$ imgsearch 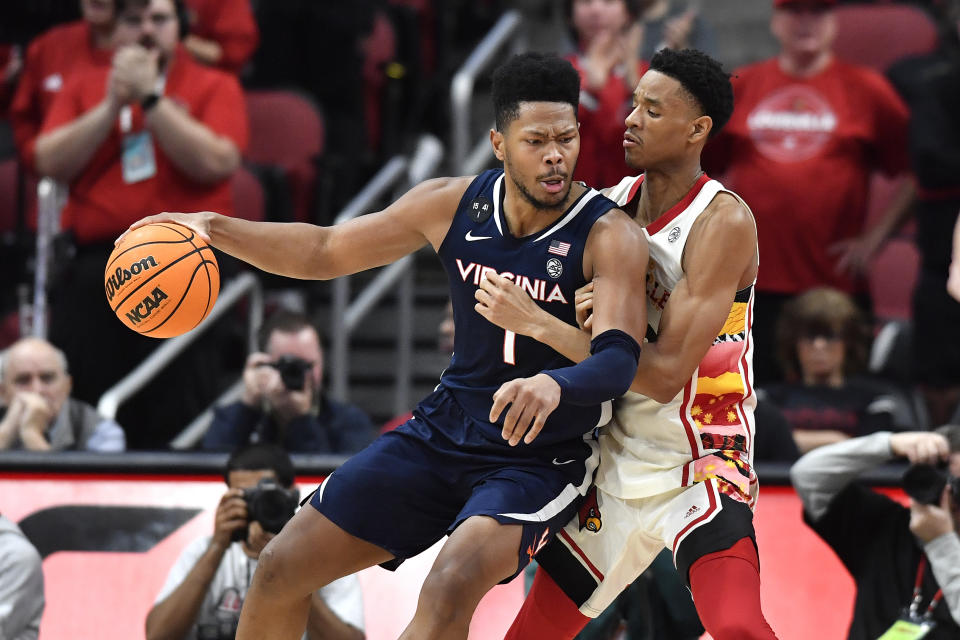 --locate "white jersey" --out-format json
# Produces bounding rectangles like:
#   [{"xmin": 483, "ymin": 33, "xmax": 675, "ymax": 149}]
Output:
[
  {"xmin": 156, "ymin": 536, "xmax": 365, "ymax": 639},
  {"xmin": 597, "ymin": 174, "xmax": 758, "ymax": 505}
]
